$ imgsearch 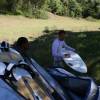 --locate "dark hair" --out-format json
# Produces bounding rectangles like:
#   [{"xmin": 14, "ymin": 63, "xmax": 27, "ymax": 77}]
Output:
[
  {"xmin": 16, "ymin": 37, "xmax": 28, "ymax": 47},
  {"xmin": 58, "ymin": 30, "xmax": 66, "ymax": 35}
]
